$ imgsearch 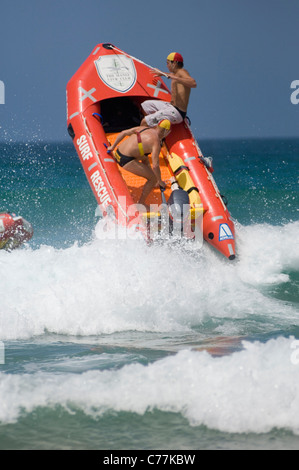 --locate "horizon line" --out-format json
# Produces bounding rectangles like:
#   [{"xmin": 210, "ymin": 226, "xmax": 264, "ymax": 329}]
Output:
[{"xmin": 0, "ymin": 135, "xmax": 299, "ymax": 145}]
